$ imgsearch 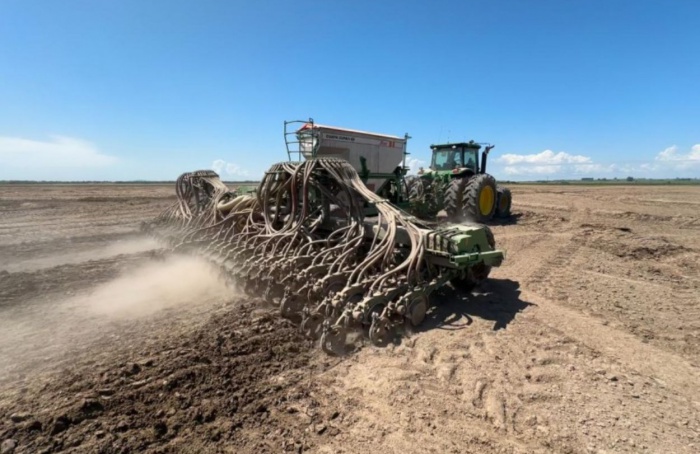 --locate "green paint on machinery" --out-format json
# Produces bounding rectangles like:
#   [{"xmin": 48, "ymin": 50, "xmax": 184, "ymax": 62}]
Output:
[
  {"xmin": 143, "ymin": 120, "xmax": 506, "ymax": 355},
  {"xmin": 407, "ymin": 141, "xmax": 513, "ymax": 222}
]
